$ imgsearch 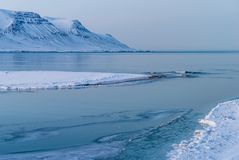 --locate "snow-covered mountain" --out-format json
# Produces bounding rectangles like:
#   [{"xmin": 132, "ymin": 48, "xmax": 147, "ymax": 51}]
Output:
[{"xmin": 0, "ymin": 9, "xmax": 133, "ymax": 52}]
